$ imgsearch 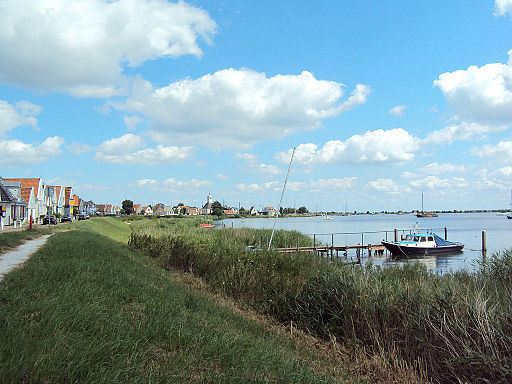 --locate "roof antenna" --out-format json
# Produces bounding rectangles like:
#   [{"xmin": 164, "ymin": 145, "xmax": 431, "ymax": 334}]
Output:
[{"xmin": 268, "ymin": 147, "xmax": 296, "ymax": 251}]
